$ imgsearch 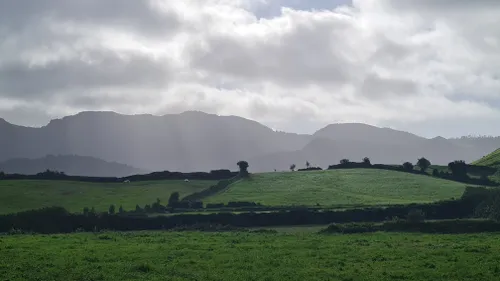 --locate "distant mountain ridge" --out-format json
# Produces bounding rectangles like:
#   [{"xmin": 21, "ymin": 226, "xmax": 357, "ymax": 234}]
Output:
[
  {"xmin": 0, "ymin": 155, "xmax": 147, "ymax": 177},
  {"xmin": 1, "ymin": 111, "xmax": 499, "ymax": 173}
]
